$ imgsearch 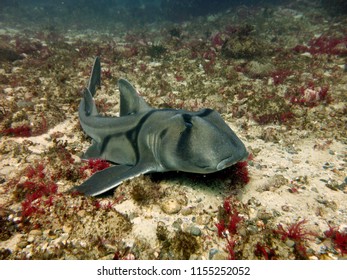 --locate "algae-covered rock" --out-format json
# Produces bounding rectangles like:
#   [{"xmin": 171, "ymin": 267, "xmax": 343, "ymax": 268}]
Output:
[
  {"xmin": 221, "ymin": 25, "xmax": 269, "ymax": 59},
  {"xmin": 222, "ymin": 36, "xmax": 265, "ymax": 59},
  {"xmin": 0, "ymin": 47, "xmax": 23, "ymax": 62}
]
